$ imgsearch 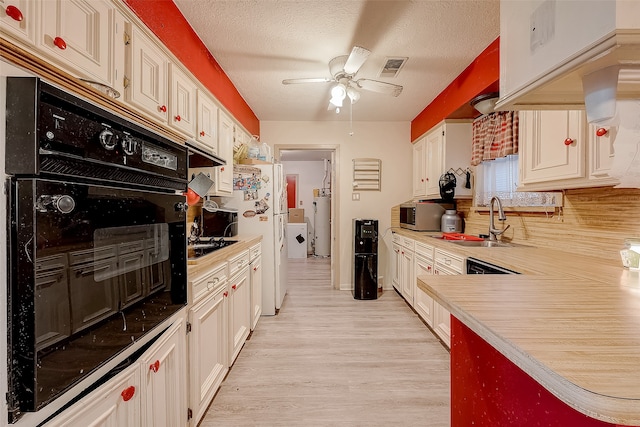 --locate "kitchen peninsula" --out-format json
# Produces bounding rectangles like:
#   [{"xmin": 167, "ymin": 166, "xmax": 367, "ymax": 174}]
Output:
[{"xmin": 407, "ymin": 231, "xmax": 640, "ymax": 426}]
